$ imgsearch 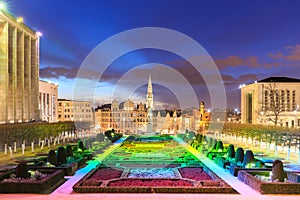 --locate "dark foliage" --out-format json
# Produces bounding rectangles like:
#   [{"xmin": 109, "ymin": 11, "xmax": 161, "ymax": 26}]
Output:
[
  {"xmin": 234, "ymin": 147, "xmax": 244, "ymax": 164},
  {"xmin": 272, "ymin": 160, "xmax": 285, "ymax": 182},
  {"xmin": 56, "ymin": 146, "xmax": 67, "ymax": 165},
  {"xmin": 227, "ymin": 144, "xmax": 235, "ymax": 159},
  {"xmin": 65, "ymin": 145, "xmax": 73, "ymax": 157},
  {"xmin": 242, "ymin": 150, "xmax": 254, "ymax": 167},
  {"xmin": 16, "ymin": 162, "xmax": 30, "ymax": 178},
  {"xmin": 47, "ymin": 149, "xmax": 57, "ymax": 166}
]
